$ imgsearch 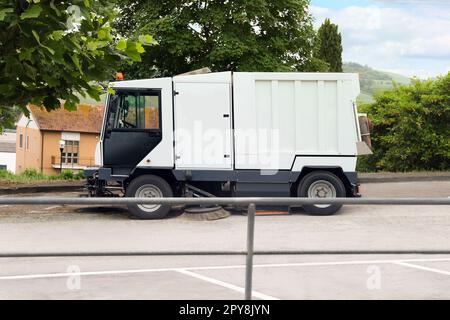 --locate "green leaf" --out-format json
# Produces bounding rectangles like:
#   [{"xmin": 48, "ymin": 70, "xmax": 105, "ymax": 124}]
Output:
[
  {"xmin": 23, "ymin": 63, "xmax": 37, "ymax": 79},
  {"xmin": 86, "ymin": 86, "xmax": 101, "ymax": 100},
  {"xmin": 51, "ymin": 30, "xmax": 64, "ymax": 41},
  {"xmin": 70, "ymin": 55, "xmax": 82, "ymax": 73},
  {"xmin": 138, "ymin": 34, "xmax": 157, "ymax": 45},
  {"xmin": 98, "ymin": 29, "xmax": 107, "ymax": 40},
  {"xmin": 43, "ymin": 44, "xmax": 55, "ymax": 55},
  {"xmin": 116, "ymin": 38, "xmax": 126, "ymax": 51},
  {"xmin": 19, "ymin": 49, "xmax": 33, "ymax": 61},
  {"xmin": 43, "ymin": 95, "xmax": 60, "ymax": 110},
  {"xmin": 21, "ymin": 5, "xmax": 43, "ymax": 20},
  {"xmin": 64, "ymin": 100, "xmax": 77, "ymax": 111},
  {"xmin": 135, "ymin": 42, "xmax": 145, "ymax": 54},
  {"xmin": 42, "ymin": 74, "xmax": 60, "ymax": 87},
  {"xmin": 31, "ymin": 30, "xmax": 40, "ymax": 44},
  {"xmin": 83, "ymin": 0, "xmax": 90, "ymax": 8},
  {"xmin": 0, "ymin": 8, "xmax": 13, "ymax": 21},
  {"xmin": 86, "ymin": 41, "xmax": 99, "ymax": 51},
  {"xmin": 107, "ymin": 87, "xmax": 116, "ymax": 95},
  {"xmin": 125, "ymin": 44, "xmax": 141, "ymax": 62},
  {"xmin": 49, "ymin": 0, "xmax": 61, "ymax": 16},
  {"xmin": 31, "ymin": 30, "xmax": 55, "ymax": 55}
]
